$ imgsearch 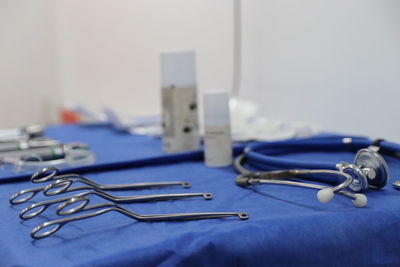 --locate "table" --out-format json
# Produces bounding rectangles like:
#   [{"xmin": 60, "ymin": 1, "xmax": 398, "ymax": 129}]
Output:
[{"xmin": 1, "ymin": 124, "xmax": 399, "ymax": 266}]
